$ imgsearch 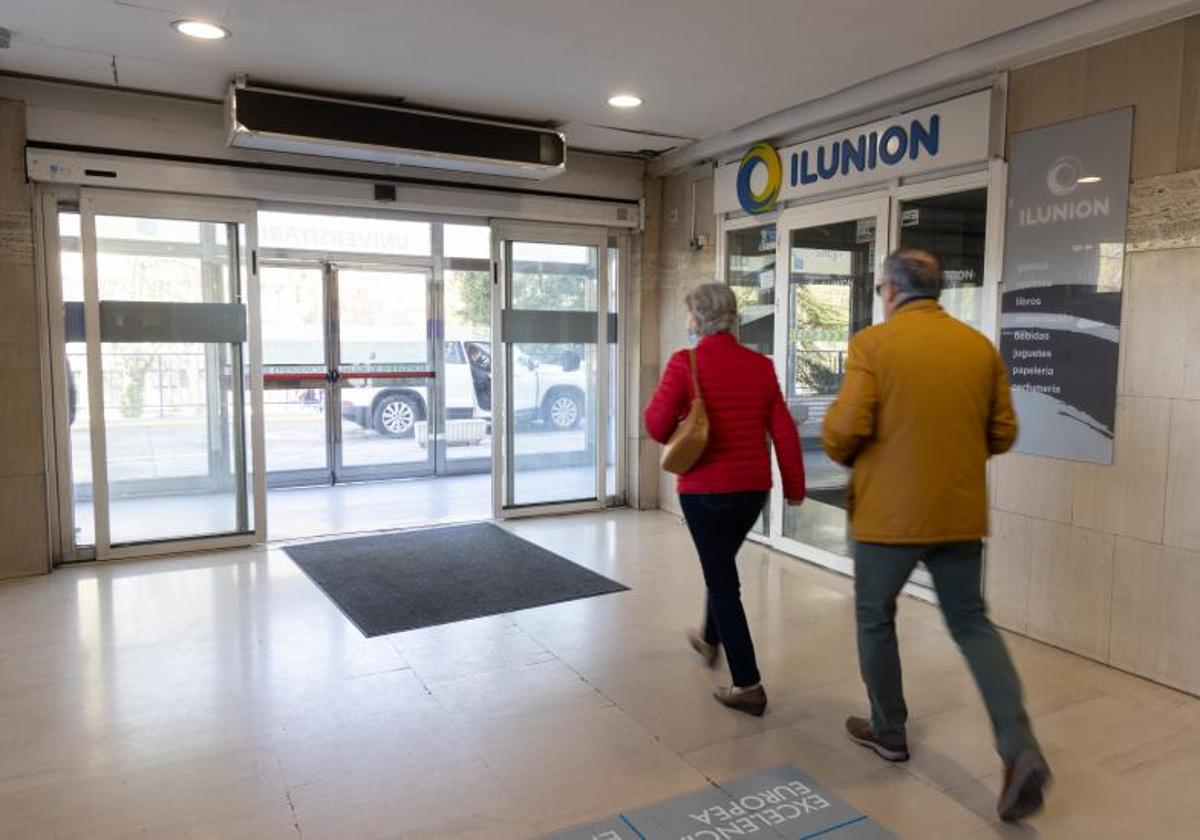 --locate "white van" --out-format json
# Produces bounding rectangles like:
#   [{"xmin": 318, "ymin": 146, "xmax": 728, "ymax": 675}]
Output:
[{"xmin": 340, "ymin": 340, "xmax": 587, "ymax": 437}]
